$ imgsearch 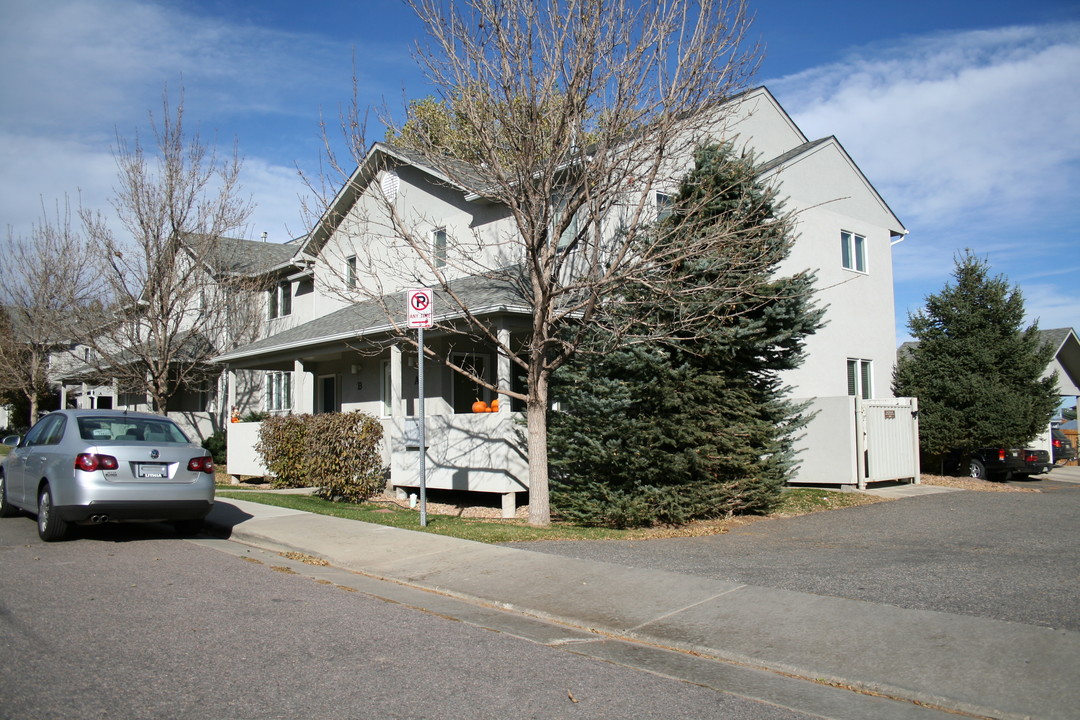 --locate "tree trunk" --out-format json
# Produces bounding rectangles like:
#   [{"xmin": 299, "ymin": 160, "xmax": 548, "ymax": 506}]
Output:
[{"xmin": 526, "ymin": 367, "xmax": 551, "ymax": 526}]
